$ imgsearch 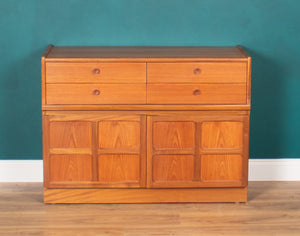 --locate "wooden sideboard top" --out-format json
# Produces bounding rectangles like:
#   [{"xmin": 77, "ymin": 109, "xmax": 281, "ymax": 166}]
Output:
[{"xmin": 43, "ymin": 45, "xmax": 250, "ymax": 62}]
